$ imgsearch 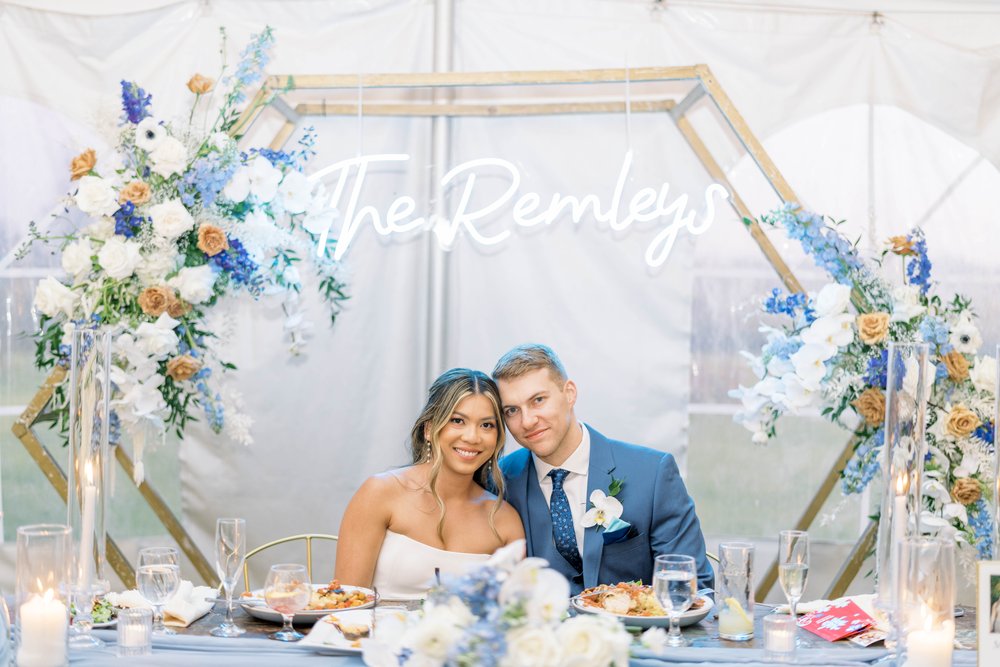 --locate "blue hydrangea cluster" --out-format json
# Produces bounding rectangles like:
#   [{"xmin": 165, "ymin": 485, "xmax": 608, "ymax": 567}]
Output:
[
  {"xmin": 210, "ymin": 239, "xmax": 261, "ymax": 293},
  {"xmin": 448, "ymin": 620, "xmax": 505, "ymax": 667},
  {"xmin": 763, "ymin": 334, "xmax": 803, "ymax": 362},
  {"xmin": 438, "ymin": 566, "xmax": 503, "ymax": 621},
  {"xmin": 764, "ymin": 288, "xmax": 816, "ymax": 325},
  {"xmin": 120, "ymin": 80, "xmax": 152, "ymax": 124},
  {"xmin": 975, "ymin": 420, "xmax": 995, "ymax": 448},
  {"xmin": 862, "ymin": 350, "xmax": 888, "ymax": 390},
  {"xmin": 969, "ymin": 499, "xmax": 994, "ymax": 559},
  {"xmin": 841, "ymin": 428, "xmax": 884, "ymax": 494},
  {"xmin": 918, "ymin": 316, "xmax": 953, "ymax": 355},
  {"xmin": 179, "ymin": 155, "xmax": 238, "ymax": 208},
  {"xmin": 113, "ymin": 201, "xmax": 145, "ymax": 238},
  {"xmin": 226, "ymin": 27, "xmax": 275, "ymax": 103},
  {"xmin": 763, "ymin": 204, "xmax": 863, "ymax": 285},
  {"xmin": 108, "ymin": 409, "xmax": 122, "ymax": 446},
  {"xmin": 904, "ymin": 229, "xmax": 932, "ymax": 295}
]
